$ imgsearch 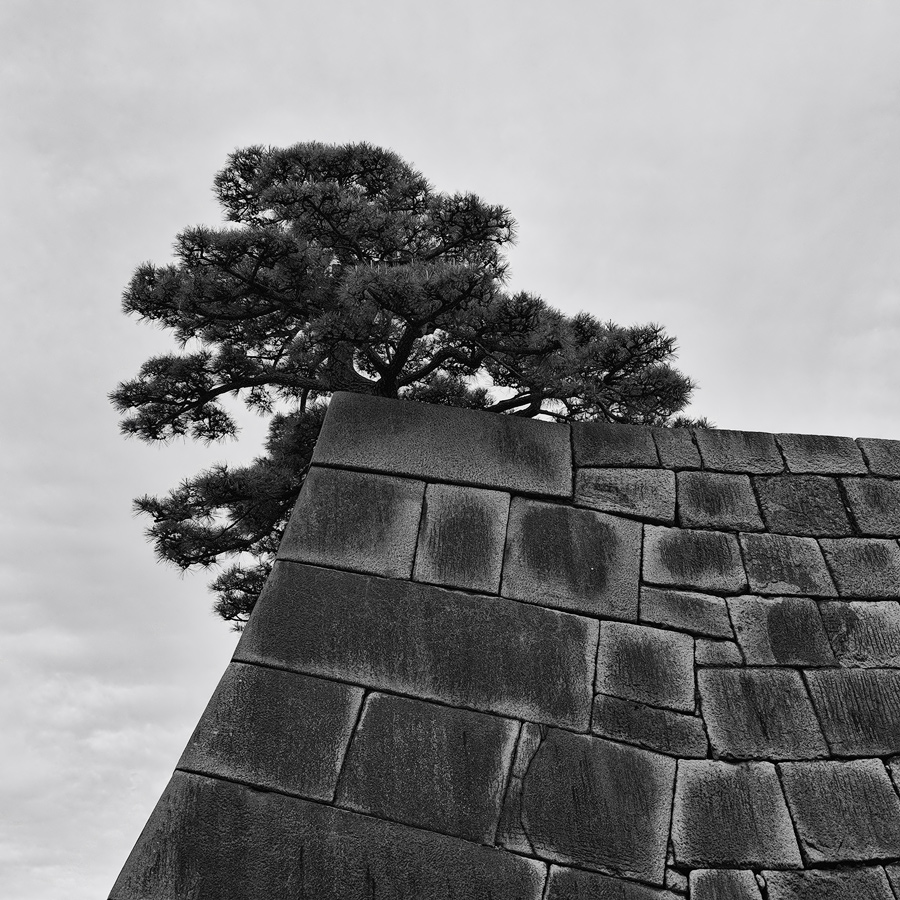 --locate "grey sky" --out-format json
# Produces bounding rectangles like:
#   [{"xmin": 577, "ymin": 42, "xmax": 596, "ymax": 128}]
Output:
[{"xmin": 2, "ymin": 2, "xmax": 900, "ymax": 897}]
